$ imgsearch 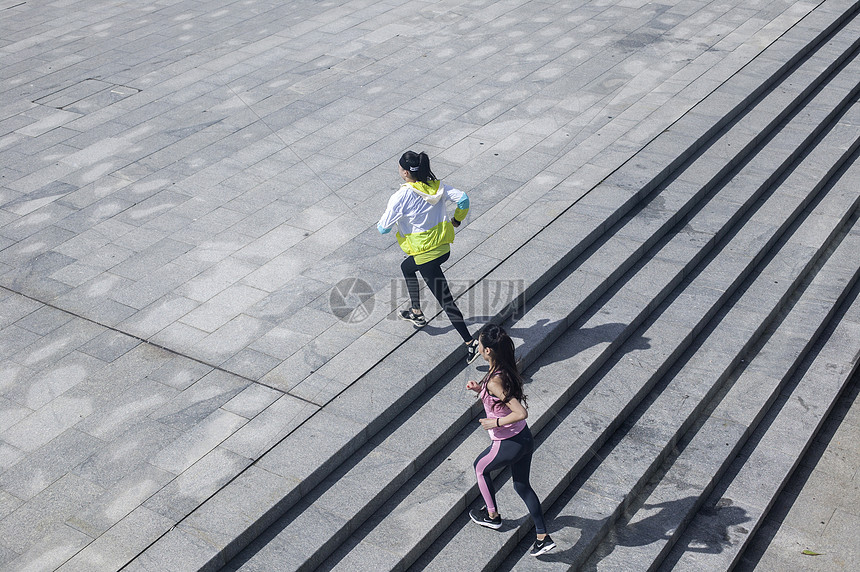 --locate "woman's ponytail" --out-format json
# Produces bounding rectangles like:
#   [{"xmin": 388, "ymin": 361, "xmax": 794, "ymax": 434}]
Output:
[
  {"xmin": 479, "ymin": 324, "xmax": 527, "ymax": 407},
  {"xmin": 400, "ymin": 150, "xmax": 437, "ymax": 183}
]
